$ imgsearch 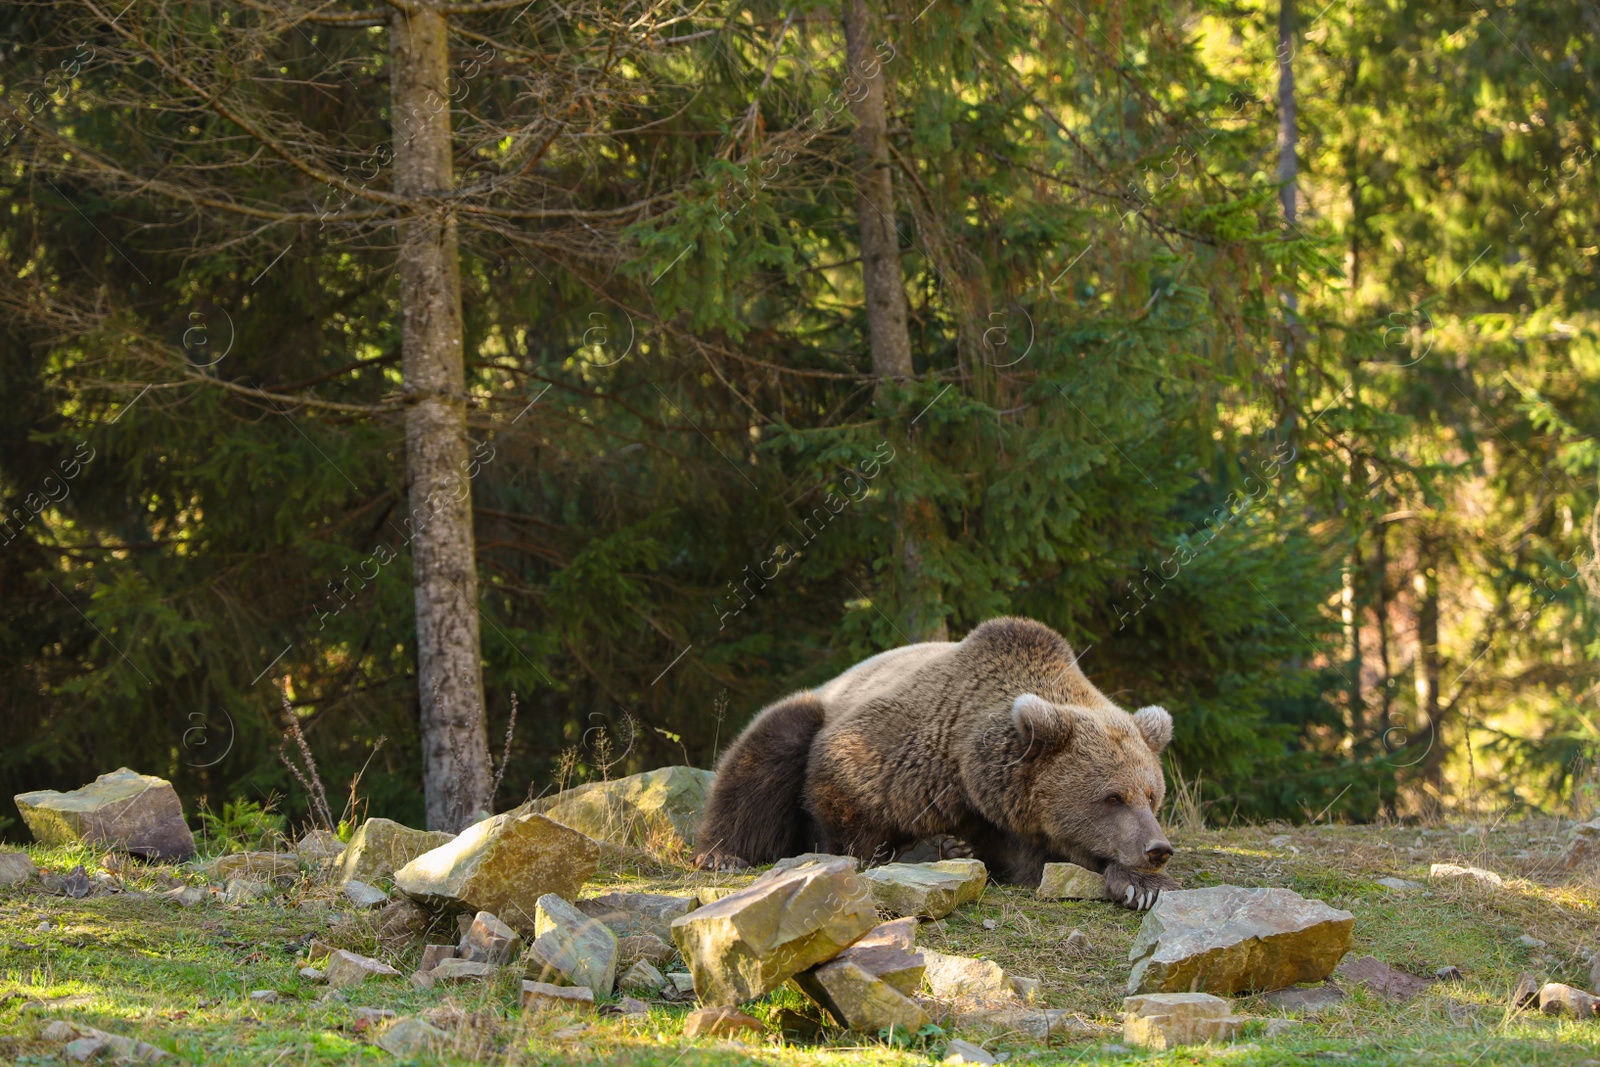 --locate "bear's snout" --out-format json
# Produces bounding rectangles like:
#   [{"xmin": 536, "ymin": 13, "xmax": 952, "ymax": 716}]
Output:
[{"xmin": 1146, "ymin": 841, "xmax": 1173, "ymax": 868}]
